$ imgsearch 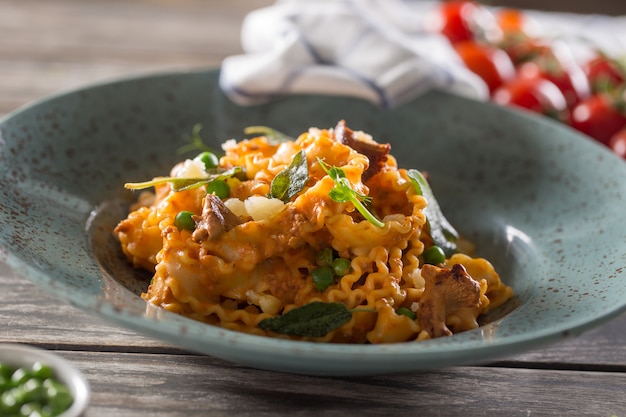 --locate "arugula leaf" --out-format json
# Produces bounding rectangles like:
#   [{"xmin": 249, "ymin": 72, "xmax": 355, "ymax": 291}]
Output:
[
  {"xmin": 318, "ymin": 159, "xmax": 384, "ymax": 228},
  {"xmin": 244, "ymin": 125, "xmax": 294, "ymax": 144},
  {"xmin": 125, "ymin": 167, "xmax": 244, "ymax": 192},
  {"xmin": 270, "ymin": 150, "xmax": 308, "ymax": 202},
  {"xmin": 177, "ymin": 124, "xmax": 220, "ymax": 156},
  {"xmin": 258, "ymin": 302, "xmax": 353, "ymax": 337},
  {"xmin": 407, "ymin": 169, "xmax": 459, "ymax": 256}
]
